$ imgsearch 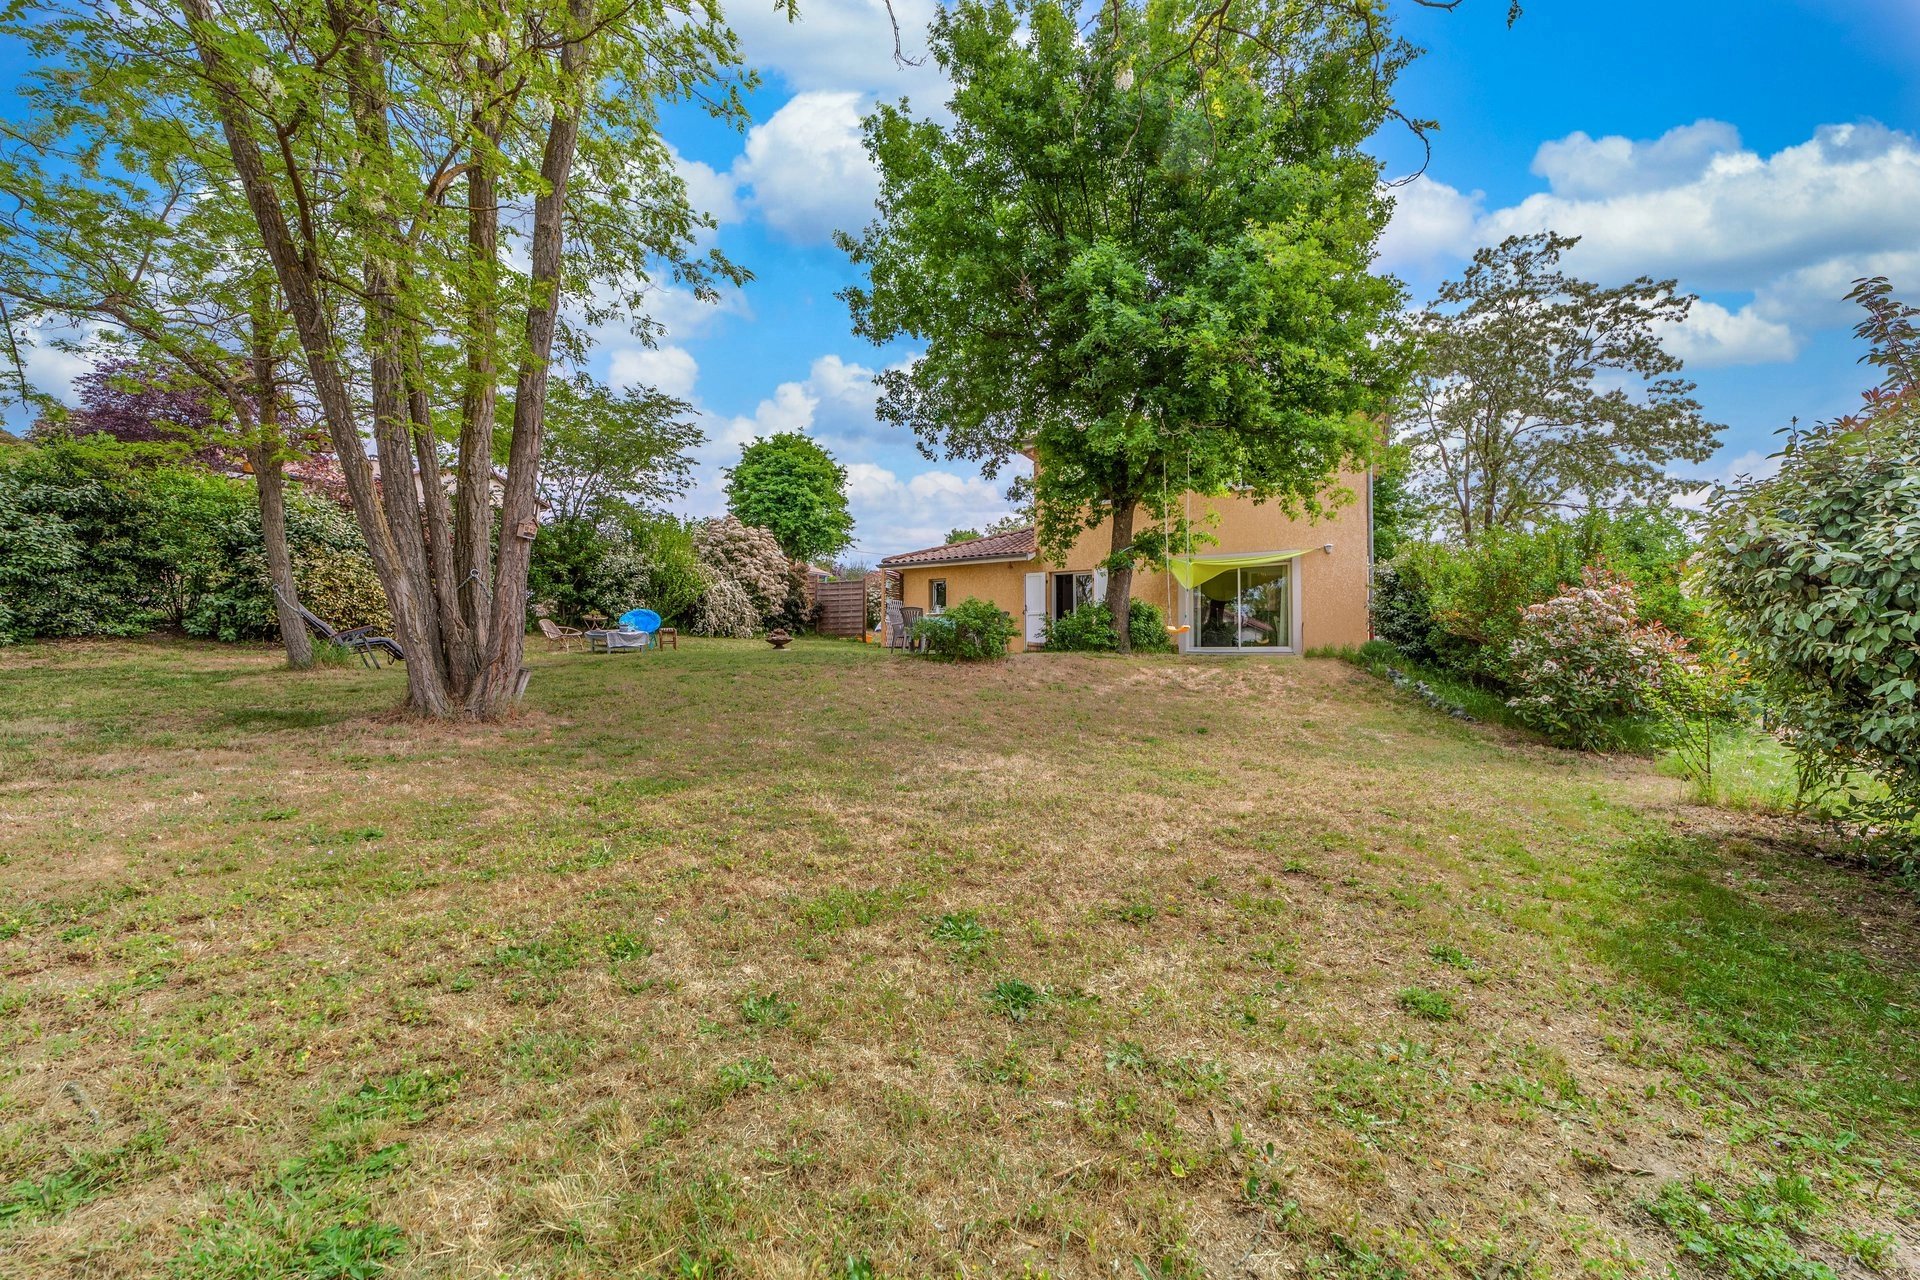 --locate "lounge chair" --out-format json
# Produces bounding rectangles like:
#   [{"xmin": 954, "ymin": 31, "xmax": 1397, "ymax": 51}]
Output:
[
  {"xmin": 538, "ymin": 617, "xmax": 584, "ymax": 651},
  {"xmin": 276, "ymin": 588, "xmax": 405, "ymax": 668}
]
